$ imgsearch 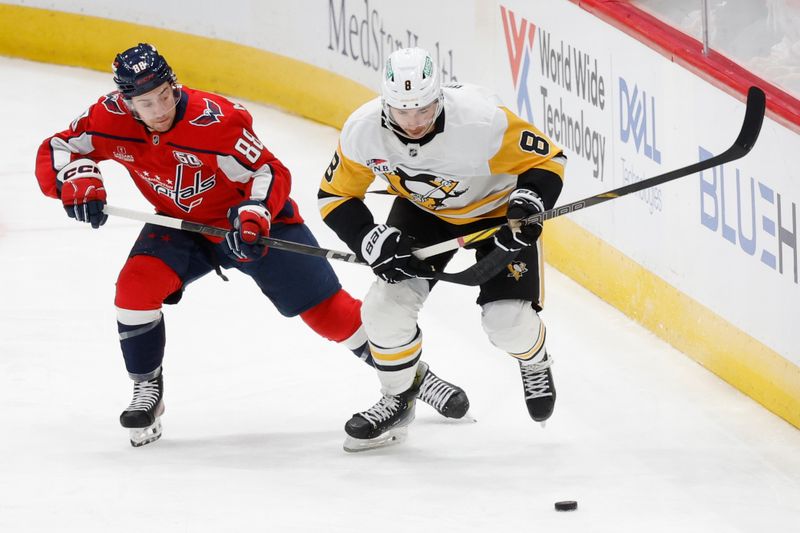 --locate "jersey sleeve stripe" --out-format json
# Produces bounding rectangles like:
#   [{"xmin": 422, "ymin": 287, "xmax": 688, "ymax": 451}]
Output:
[
  {"xmin": 216, "ymin": 154, "xmax": 253, "ymax": 183},
  {"xmin": 319, "ymin": 196, "xmax": 351, "ymax": 219},
  {"xmin": 49, "ymin": 134, "xmax": 95, "ymax": 170},
  {"xmin": 249, "ymin": 164, "xmax": 274, "ymax": 202}
]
